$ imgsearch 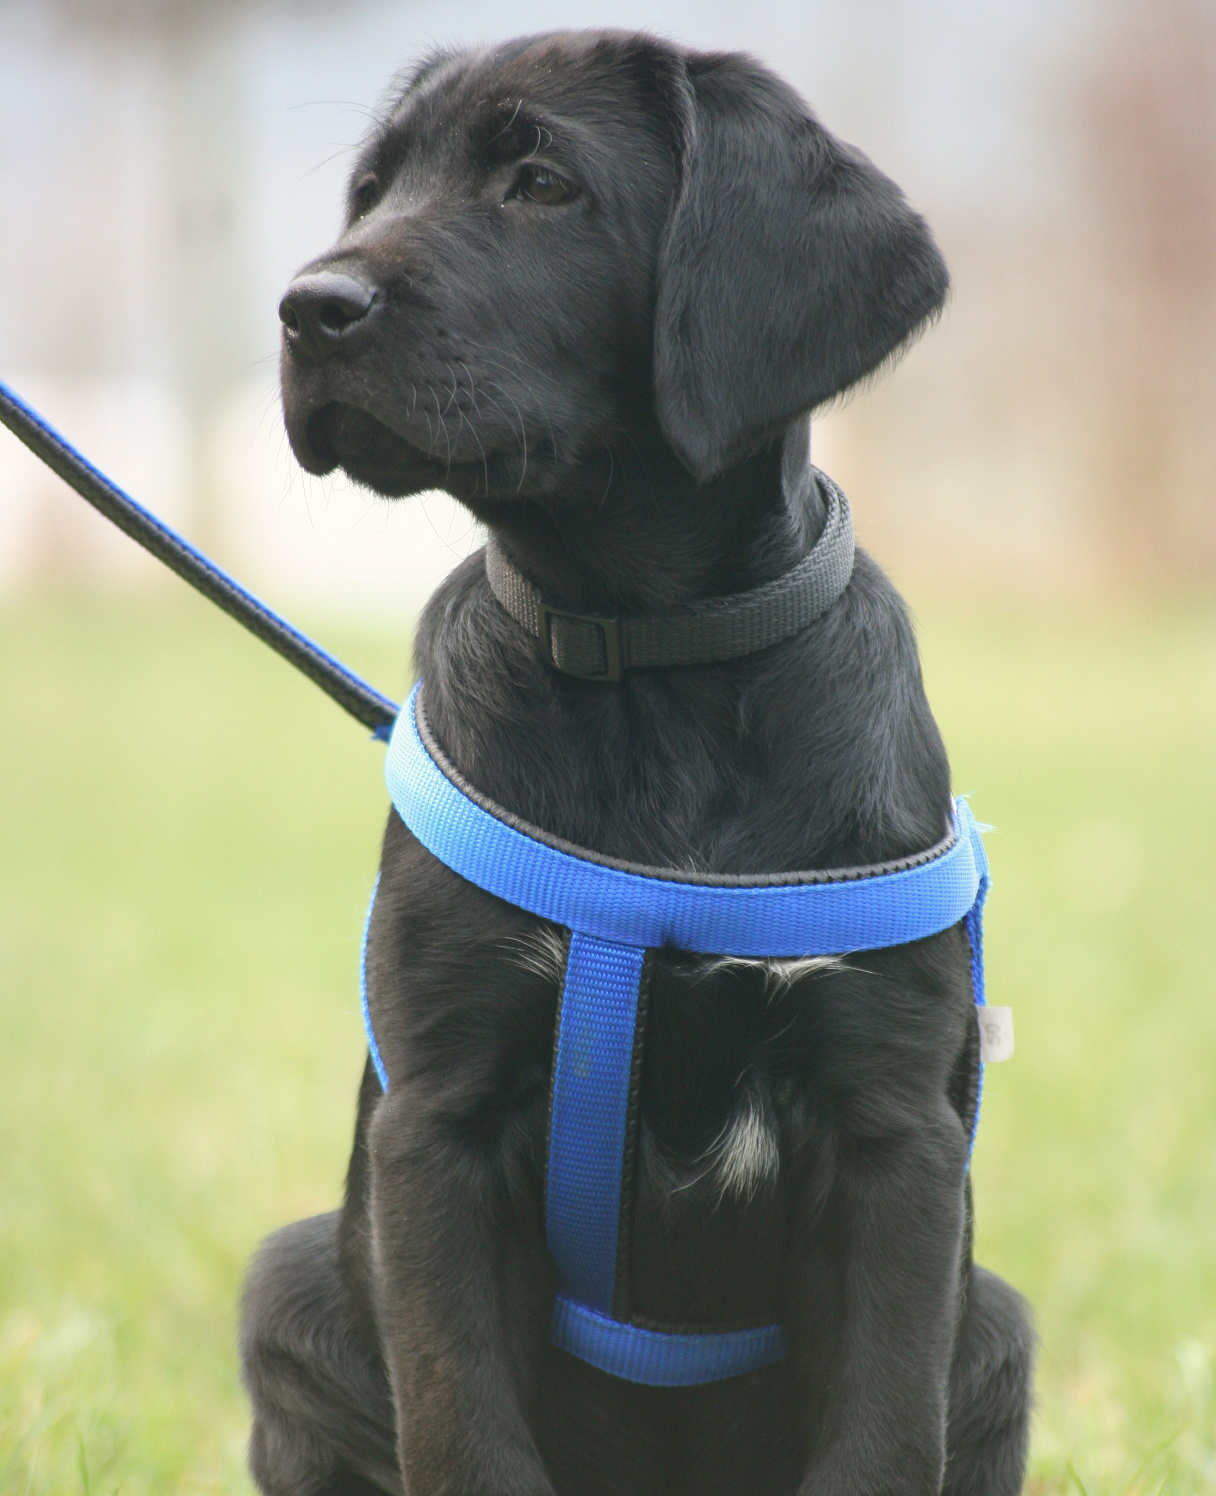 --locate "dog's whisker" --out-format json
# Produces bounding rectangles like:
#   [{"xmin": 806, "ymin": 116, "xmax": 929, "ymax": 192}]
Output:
[
  {"xmin": 475, "ymin": 385, "xmax": 528, "ymax": 471},
  {"xmin": 471, "ymin": 376, "xmax": 530, "ymax": 487},
  {"xmin": 599, "ymin": 442, "xmax": 615, "ymax": 507},
  {"xmin": 300, "ymin": 143, "xmax": 361, "ymax": 182},
  {"xmin": 456, "ymin": 360, "xmax": 492, "ymax": 496}
]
